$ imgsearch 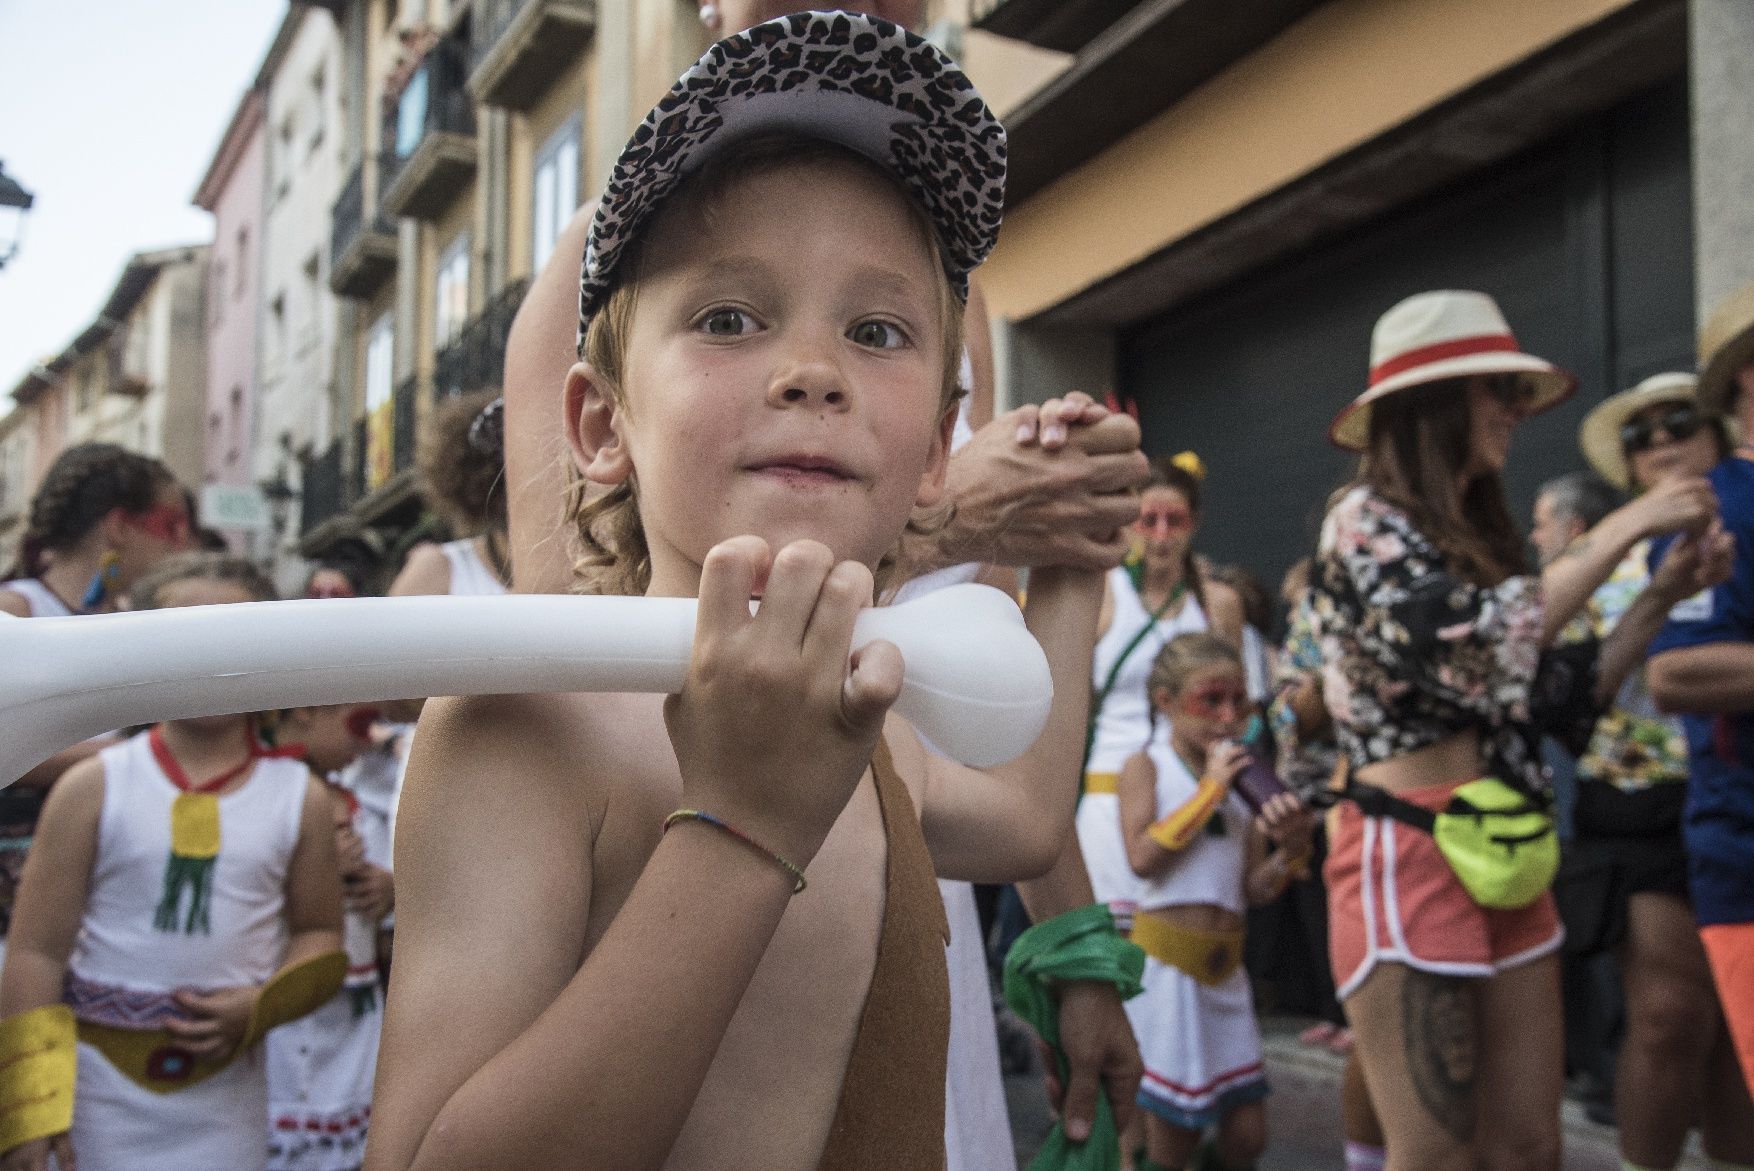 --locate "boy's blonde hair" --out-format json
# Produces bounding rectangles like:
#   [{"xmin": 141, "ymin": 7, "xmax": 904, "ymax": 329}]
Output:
[
  {"xmin": 568, "ymin": 134, "xmax": 967, "ymax": 597},
  {"xmin": 1146, "ymin": 632, "xmax": 1242, "ymax": 703}
]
